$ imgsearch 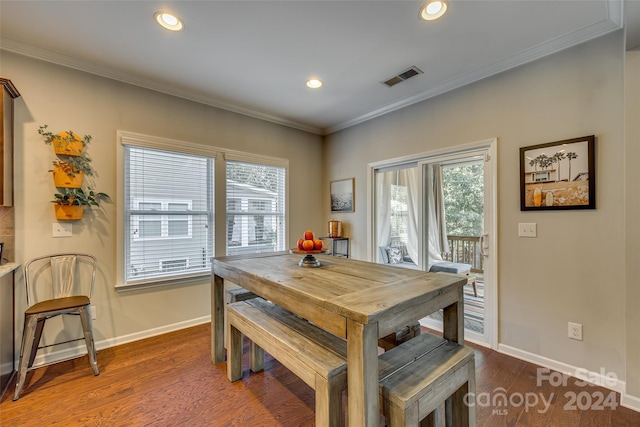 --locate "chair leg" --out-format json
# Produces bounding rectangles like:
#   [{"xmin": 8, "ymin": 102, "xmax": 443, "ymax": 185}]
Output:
[
  {"xmin": 28, "ymin": 318, "xmax": 46, "ymax": 369},
  {"xmin": 468, "ymin": 275, "xmax": 478, "ymax": 297},
  {"xmin": 78, "ymin": 306, "xmax": 99, "ymax": 376},
  {"xmin": 14, "ymin": 315, "xmax": 39, "ymax": 400}
]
